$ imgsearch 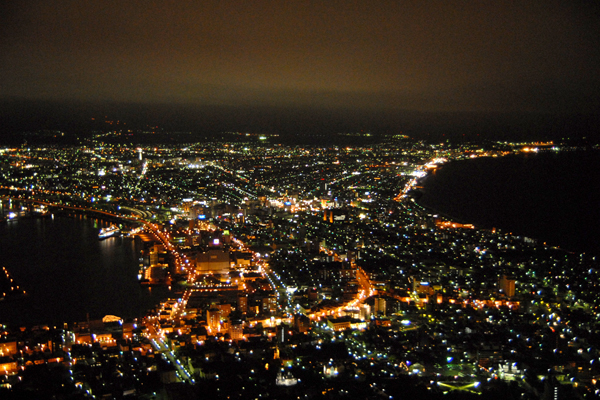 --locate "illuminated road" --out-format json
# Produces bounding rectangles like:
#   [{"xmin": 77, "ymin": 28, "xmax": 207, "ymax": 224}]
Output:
[
  {"xmin": 259, "ymin": 259, "xmax": 293, "ymax": 313},
  {"xmin": 307, "ymin": 267, "xmax": 374, "ymax": 320},
  {"xmin": 145, "ymin": 323, "xmax": 195, "ymax": 384},
  {"xmin": 299, "ymin": 247, "xmax": 375, "ymax": 320},
  {"xmin": 235, "ymin": 241, "xmax": 374, "ymax": 320}
]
